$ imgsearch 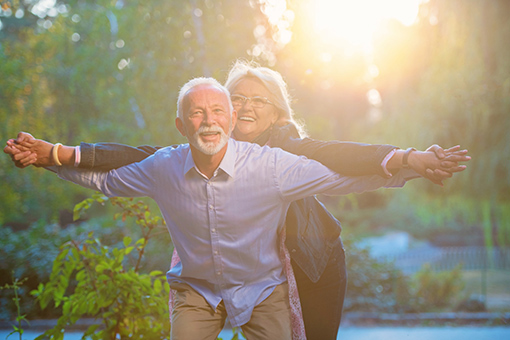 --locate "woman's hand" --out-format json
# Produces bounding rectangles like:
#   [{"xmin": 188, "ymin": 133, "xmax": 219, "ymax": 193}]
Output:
[{"xmin": 409, "ymin": 145, "xmax": 471, "ymax": 186}]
